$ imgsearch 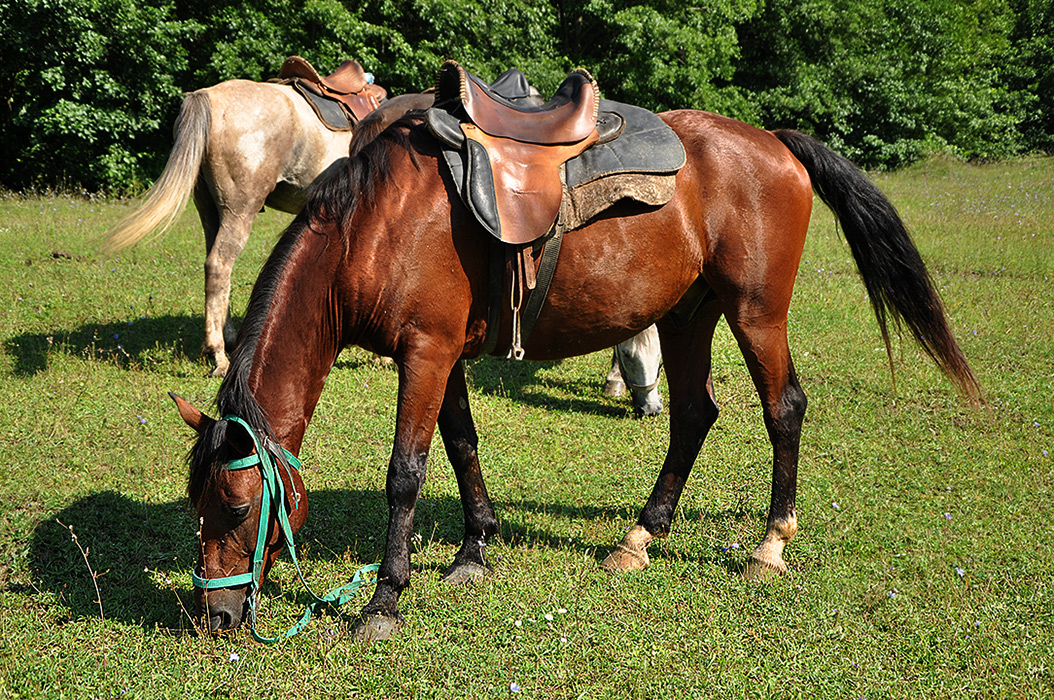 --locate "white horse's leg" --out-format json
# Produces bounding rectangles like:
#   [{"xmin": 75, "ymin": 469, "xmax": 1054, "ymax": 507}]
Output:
[
  {"xmin": 614, "ymin": 325, "xmax": 664, "ymax": 417},
  {"xmin": 195, "ymin": 182, "xmax": 259, "ymax": 377},
  {"xmin": 603, "ymin": 350, "xmax": 626, "ymax": 397}
]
